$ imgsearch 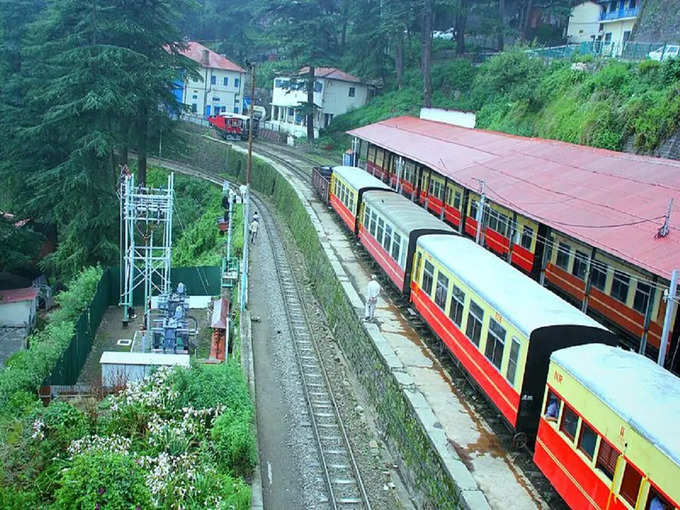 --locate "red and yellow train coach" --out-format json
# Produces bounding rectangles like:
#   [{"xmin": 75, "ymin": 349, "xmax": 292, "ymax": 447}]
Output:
[
  {"xmin": 328, "ymin": 166, "xmax": 392, "ymax": 233},
  {"xmin": 534, "ymin": 344, "xmax": 679, "ymax": 510},
  {"xmin": 410, "ymin": 234, "xmax": 617, "ymax": 433},
  {"xmin": 358, "ymin": 191, "xmax": 455, "ymax": 294}
]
